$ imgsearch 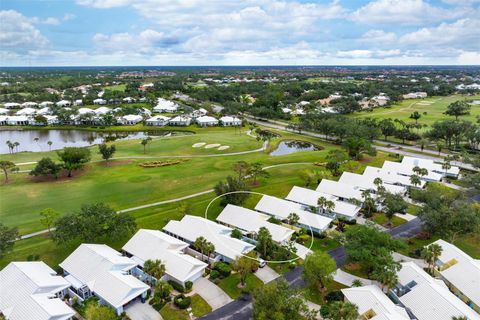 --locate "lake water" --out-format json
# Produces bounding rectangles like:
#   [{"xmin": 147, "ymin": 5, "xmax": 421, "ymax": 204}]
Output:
[
  {"xmin": 269, "ymin": 140, "xmax": 321, "ymax": 156},
  {"xmin": 0, "ymin": 130, "xmax": 188, "ymax": 154}
]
